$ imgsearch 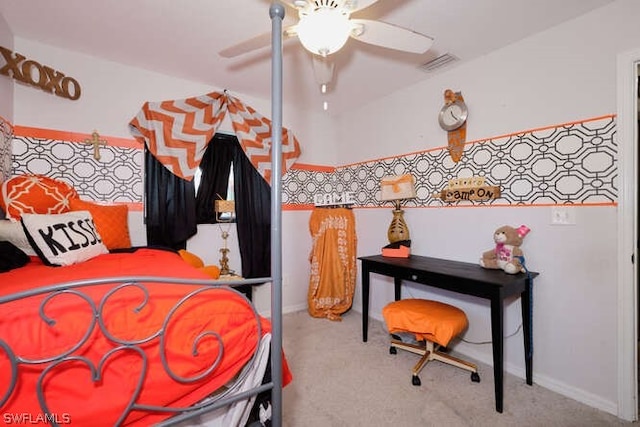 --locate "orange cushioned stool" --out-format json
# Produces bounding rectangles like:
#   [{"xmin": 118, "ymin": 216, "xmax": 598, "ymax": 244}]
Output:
[{"xmin": 382, "ymin": 299, "xmax": 480, "ymax": 386}]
